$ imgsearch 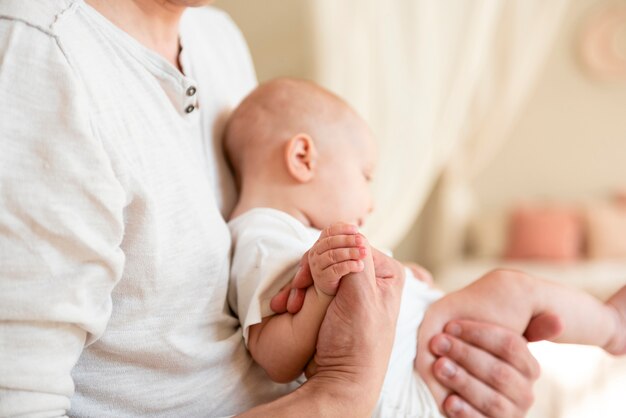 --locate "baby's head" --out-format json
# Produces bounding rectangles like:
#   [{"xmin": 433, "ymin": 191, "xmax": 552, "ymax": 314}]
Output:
[{"xmin": 224, "ymin": 78, "xmax": 376, "ymax": 229}]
